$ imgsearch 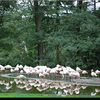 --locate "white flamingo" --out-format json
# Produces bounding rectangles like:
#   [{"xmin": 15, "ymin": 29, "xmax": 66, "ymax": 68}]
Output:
[
  {"xmin": 17, "ymin": 75, "xmax": 26, "ymax": 78},
  {"xmin": 1, "ymin": 67, "xmax": 5, "ymax": 74},
  {"xmin": 91, "ymin": 92, "xmax": 97, "ymax": 96},
  {"xmin": 82, "ymin": 70, "xmax": 88, "ymax": 77},
  {"xmin": 39, "ymin": 73, "xmax": 45, "ymax": 78},
  {"xmin": 10, "ymin": 68, "xmax": 14, "ymax": 73},
  {"xmin": 76, "ymin": 67, "xmax": 82, "ymax": 72},
  {"xmin": 20, "ymin": 70, "xmax": 23, "ymax": 73},
  {"xmin": 95, "ymin": 69, "xmax": 100, "ymax": 78},
  {"xmin": 91, "ymin": 69, "xmax": 97, "ymax": 81},
  {"xmin": 14, "ymin": 67, "xmax": 19, "ymax": 75}
]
